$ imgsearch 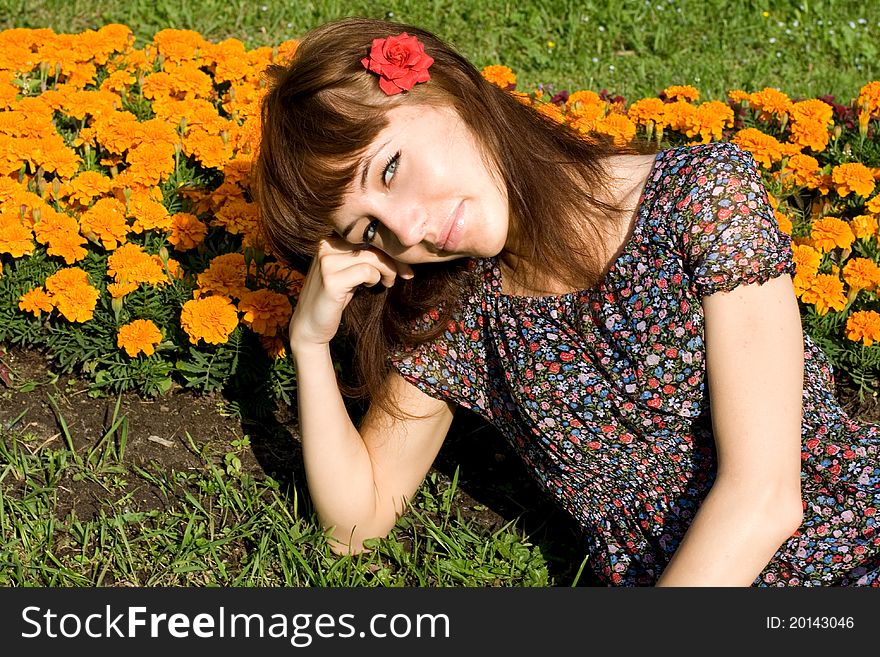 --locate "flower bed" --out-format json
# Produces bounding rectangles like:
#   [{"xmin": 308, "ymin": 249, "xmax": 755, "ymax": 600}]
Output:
[{"xmin": 1, "ymin": 26, "xmax": 879, "ymax": 407}]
